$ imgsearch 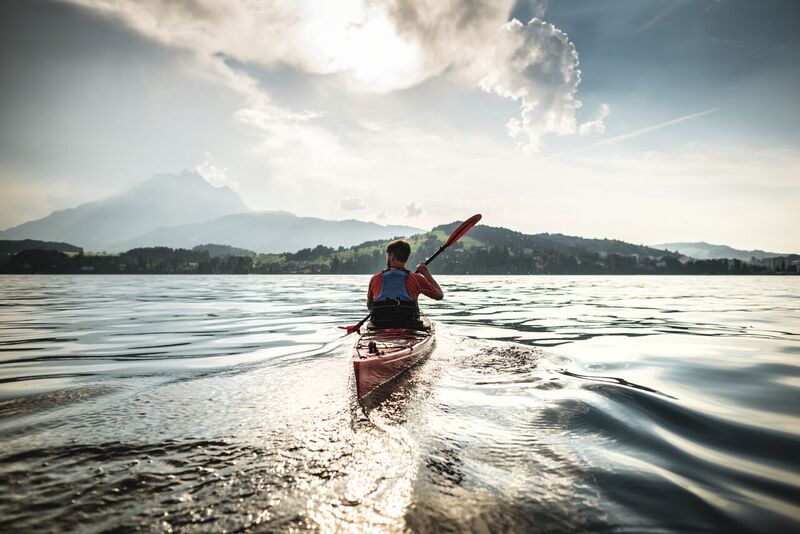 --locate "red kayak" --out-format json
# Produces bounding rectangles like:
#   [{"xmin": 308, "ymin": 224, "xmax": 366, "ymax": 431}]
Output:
[{"xmin": 352, "ymin": 316, "xmax": 435, "ymax": 399}]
